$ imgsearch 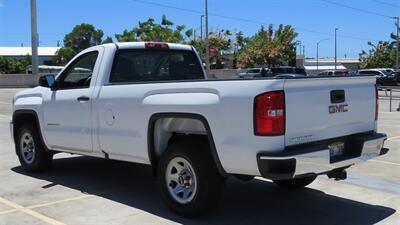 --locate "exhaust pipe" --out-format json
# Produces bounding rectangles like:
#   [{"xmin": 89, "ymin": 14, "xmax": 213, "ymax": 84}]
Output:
[{"xmin": 327, "ymin": 169, "xmax": 347, "ymax": 181}]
